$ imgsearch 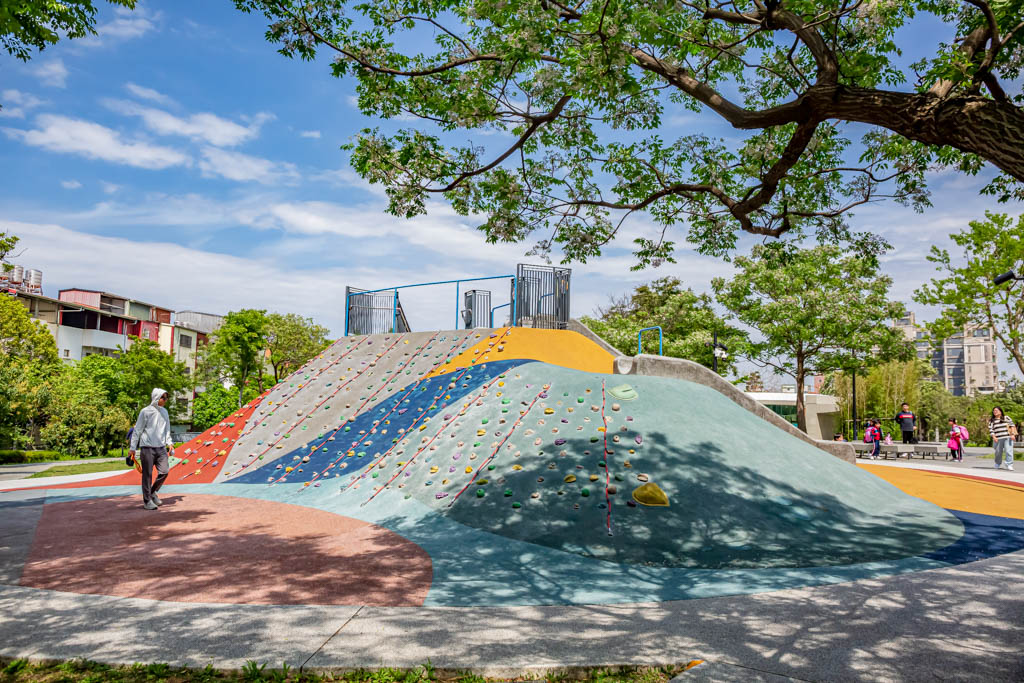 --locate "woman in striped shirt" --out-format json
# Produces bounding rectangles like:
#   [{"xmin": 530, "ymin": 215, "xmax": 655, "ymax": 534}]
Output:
[{"xmin": 988, "ymin": 406, "xmax": 1016, "ymax": 471}]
